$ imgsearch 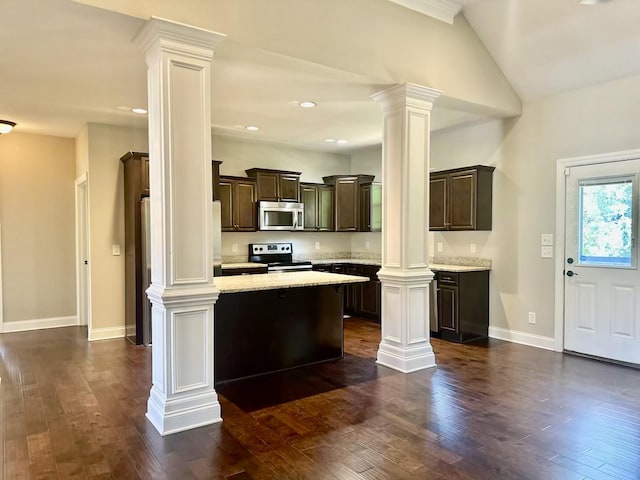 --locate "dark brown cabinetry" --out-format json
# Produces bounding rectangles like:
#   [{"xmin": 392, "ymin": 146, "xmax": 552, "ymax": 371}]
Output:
[
  {"xmin": 436, "ymin": 270, "xmax": 489, "ymax": 343},
  {"xmin": 315, "ymin": 263, "xmax": 381, "ymax": 322},
  {"xmin": 300, "ymin": 183, "xmax": 334, "ymax": 231},
  {"xmin": 429, "ymin": 165, "xmax": 495, "ymax": 231},
  {"xmin": 219, "ymin": 176, "xmax": 257, "ymax": 232},
  {"xmin": 245, "ymin": 168, "xmax": 301, "ymax": 202},
  {"xmin": 121, "ymin": 152, "xmax": 150, "ymax": 345},
  {"xmin": 359, "ymin": 183, "xmax": 382, "ymax": 232},
  {"xmin": 322, "ymin": 175, "xmax": 375, "ymax": 232}
]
